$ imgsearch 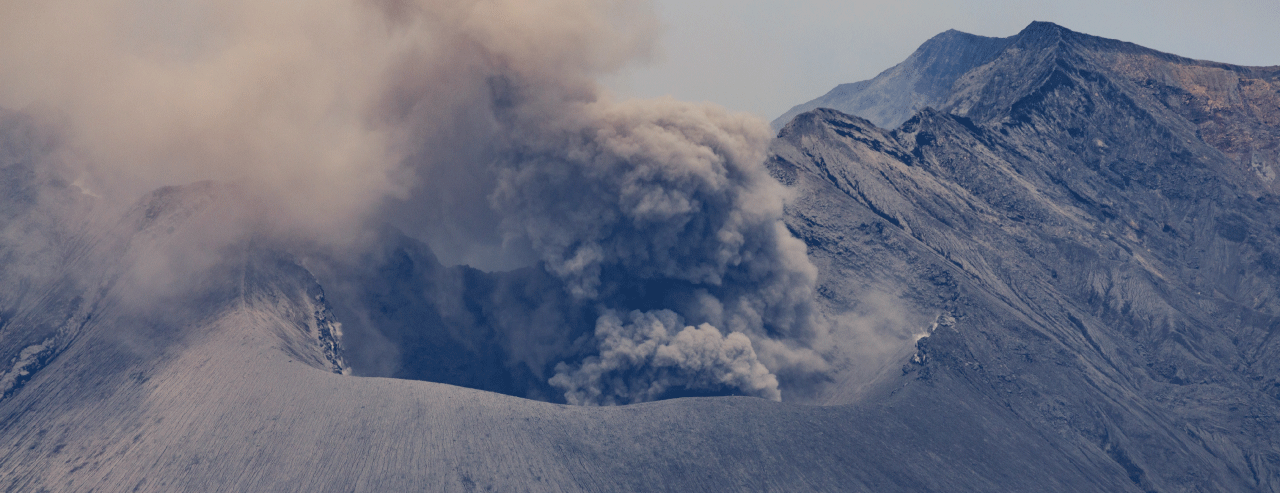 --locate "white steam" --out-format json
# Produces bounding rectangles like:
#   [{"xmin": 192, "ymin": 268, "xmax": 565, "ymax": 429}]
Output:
[{"xmin": 0, "ymin": 0, "xmax": 833, "ymax": 404}]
